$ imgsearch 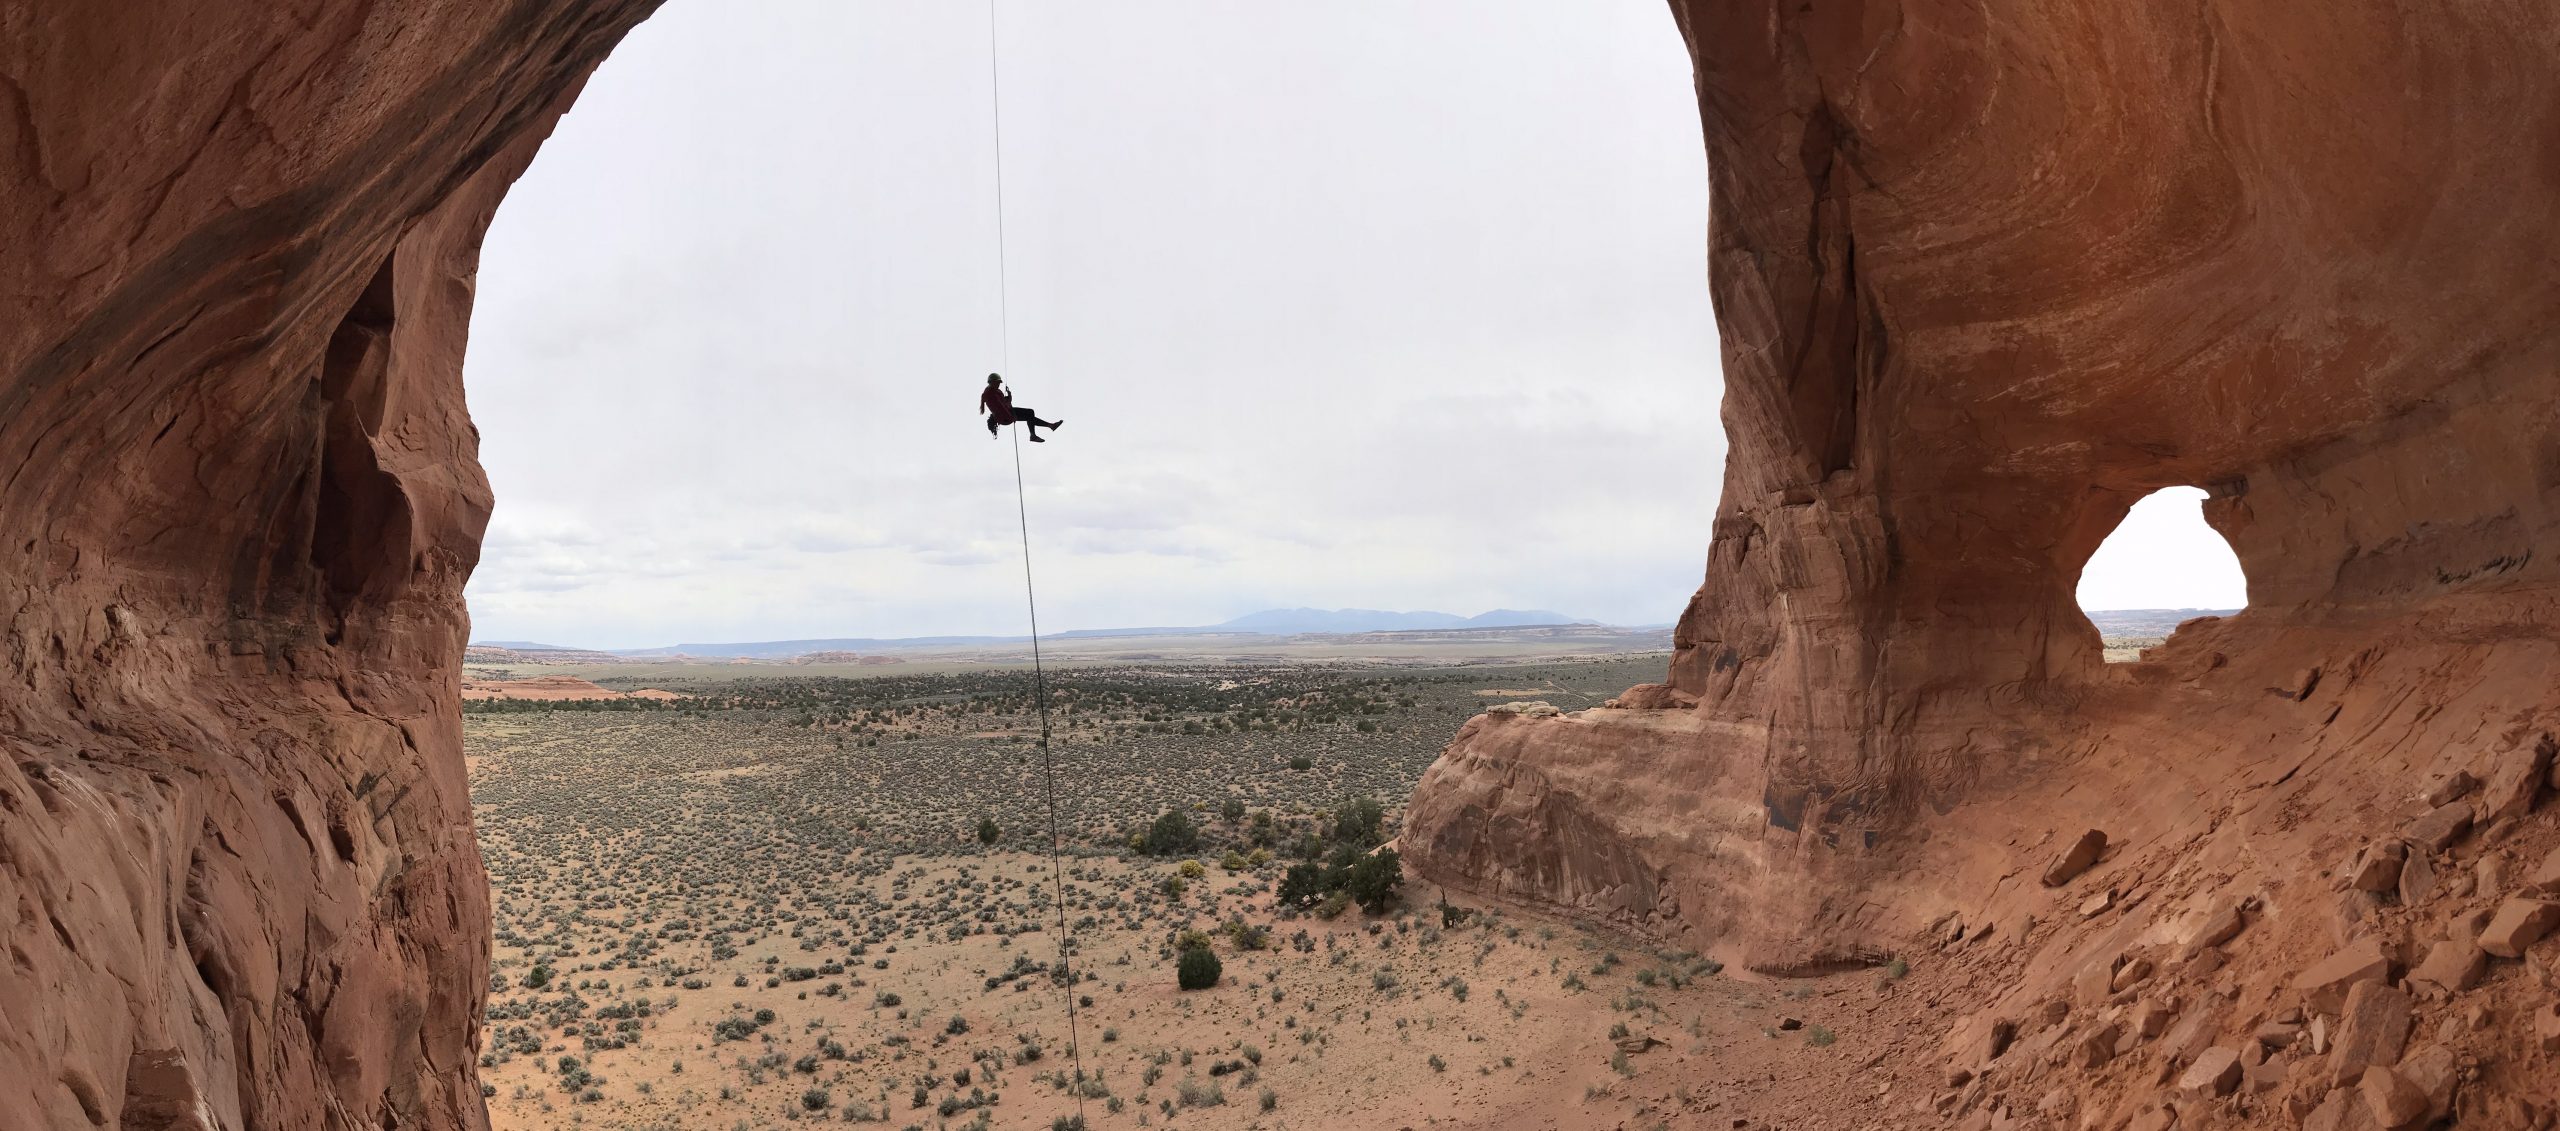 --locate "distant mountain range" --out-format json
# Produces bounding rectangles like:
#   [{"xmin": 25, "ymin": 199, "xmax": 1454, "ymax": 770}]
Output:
[
  {"xmin": 1211, "ymin": 608, "xmax": 1591, "ymax": 635},
  {"xmin": 2082, "ymin": 608, "xmax": 2240, "ymax": 637},
  {"xmin": 473, "ymin": 608, "xmax": 1604, "ymax": 659}
]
